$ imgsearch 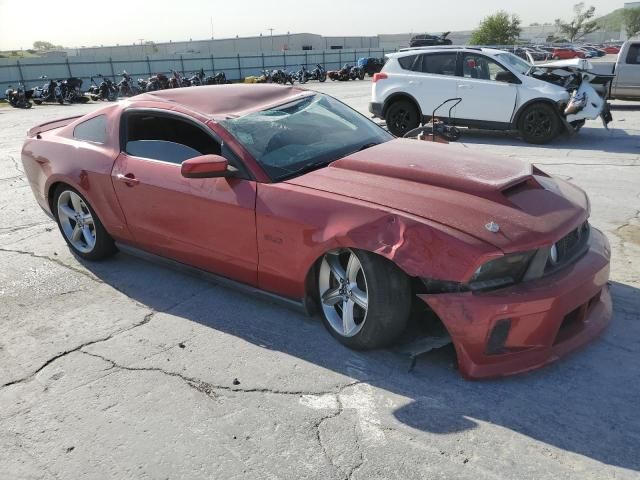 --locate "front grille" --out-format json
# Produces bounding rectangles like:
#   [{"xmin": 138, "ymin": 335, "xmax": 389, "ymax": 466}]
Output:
[{"xmin": 544, "ymin": 222, "xmax": 590, "ymax": 275}]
